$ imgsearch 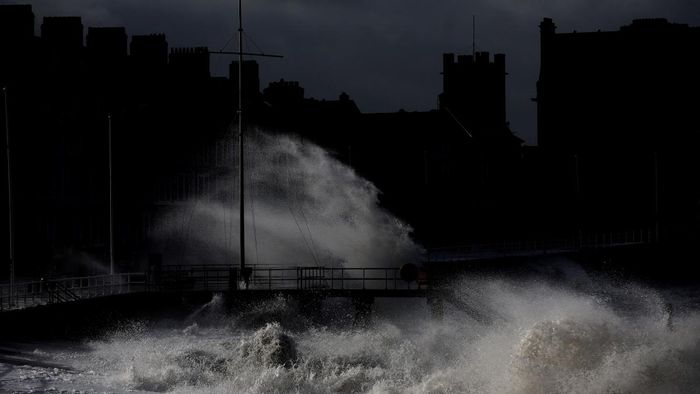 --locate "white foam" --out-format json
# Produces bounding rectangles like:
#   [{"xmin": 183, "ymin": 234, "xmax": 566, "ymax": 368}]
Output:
[{"xmin": 10, "ymin": 275, "xmax": 698, "ymax": 393}]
